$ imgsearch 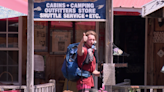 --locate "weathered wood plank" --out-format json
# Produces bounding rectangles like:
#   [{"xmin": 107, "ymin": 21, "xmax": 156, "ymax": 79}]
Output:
[
  {"xmin": 155, "ymin": 18, "xmax": 164, "ymax": 31},
  {"xmin": 22, "ymin": 16, "xmax": 28, "ymax": 85},
  {"xmin": 154, "ymin": 89, "xmax": 157, "ymax": 92},
  {"xmin": 27, "ymin": 0, "xmax": 34, "ymax": 92},
  {"xmin": 34, "ymin": 83, "xmax": 54, "ymax": 88},
  {"xmin": 147, "ymin": 18, "xmax": 154, "ymax": 85},
  {"xmin": 105, "ymin": 0, "xmax": 113, "ymax": 64},
  {"xmin": 0, "ymin": 80, "xmax": 55, "ymax": 92},
  {"xmin": 104, "ymin": 0, "xmax": 114, "ymax": 91},
  {"xmin": 153, "ymin": 18, "xmax": 164, "ymax": 85},
  {"xmin": 124, "ymin": 88, "xmax": 128, "ymax": 92},
  {"xmin": 113, "ymin": 85, "xmax": 164, "ymax": 89},
  {"xmin": 150, "ymin": 88, "xmax": 153, "ymax": 92},
  {"xmin": 137, "ymin": 89, "xmax": 141, "ymax": 92},
  {"xmin": 46, "ymin": 87, "xmax": 48, "ymax": 92}
]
